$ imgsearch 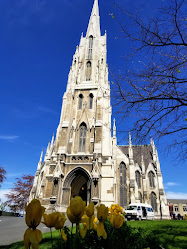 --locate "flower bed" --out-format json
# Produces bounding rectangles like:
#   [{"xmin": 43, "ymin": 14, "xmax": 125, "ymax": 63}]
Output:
[{"xmin": 23, "ymin": 197, "xmax": 160, "ymax": 249}]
